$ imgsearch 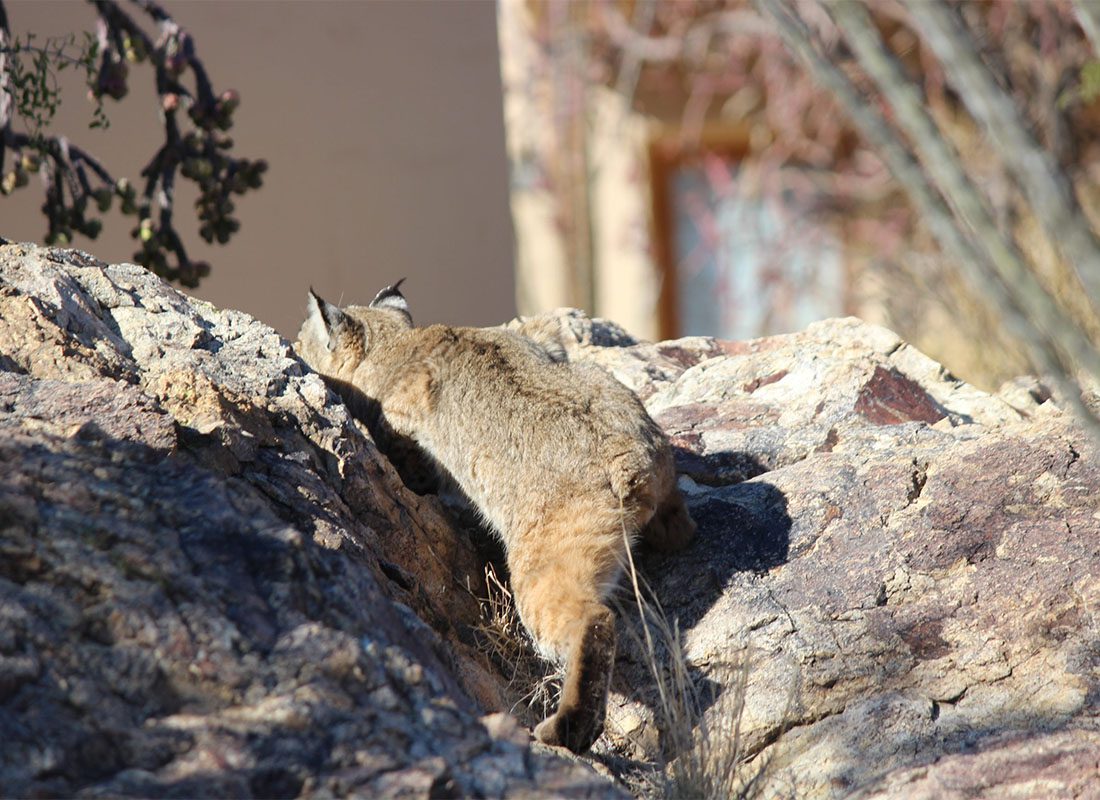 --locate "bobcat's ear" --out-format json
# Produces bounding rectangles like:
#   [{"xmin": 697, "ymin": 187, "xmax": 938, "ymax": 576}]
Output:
[
  {"xmin": 307, "ymin": 288, "xmax": 352, "ymax": 351},
  {"xmin": 369, "ymin": 278, "xmax": 412, "ymax": 325}
]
